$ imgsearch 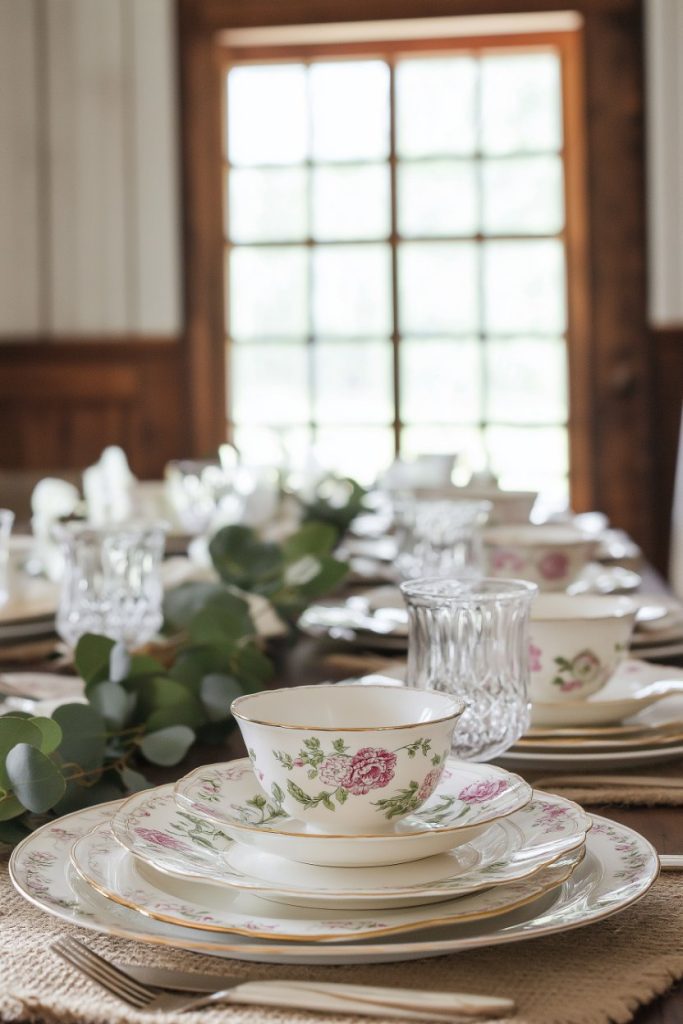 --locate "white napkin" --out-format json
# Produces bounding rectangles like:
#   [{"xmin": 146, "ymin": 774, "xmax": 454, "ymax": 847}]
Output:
[
  {"xmin": 83, "ymin": 446, "xmax": 135, "ymax": 525},
  {"xmin": 30, "ymin": 478, "xmax": 81, "ymax": 582}
]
